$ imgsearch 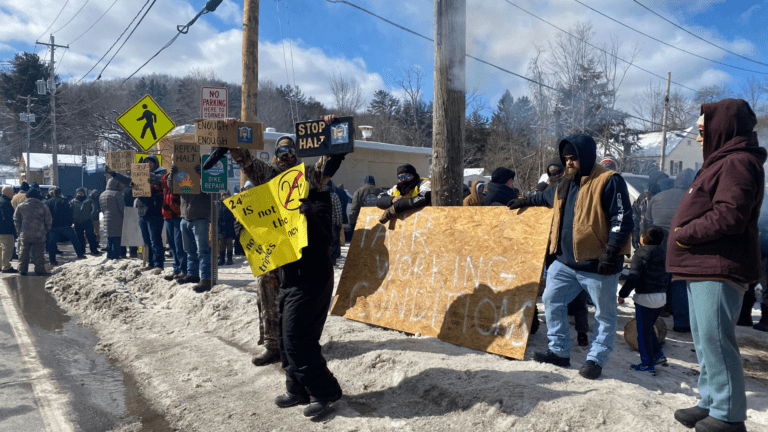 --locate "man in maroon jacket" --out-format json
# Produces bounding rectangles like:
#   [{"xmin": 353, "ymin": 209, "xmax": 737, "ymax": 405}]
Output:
[{"xmin": 668, "ymin": 99, "xmax": 765, "ymax": 432}]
